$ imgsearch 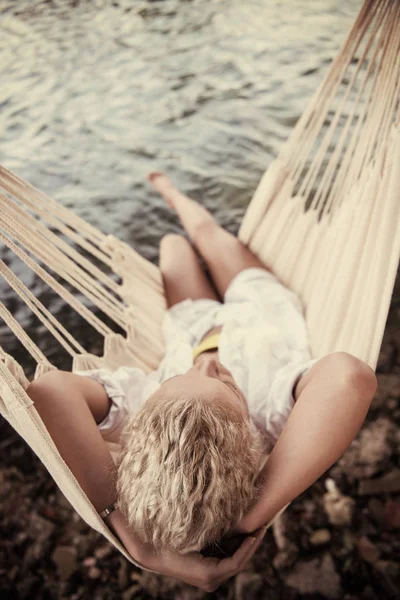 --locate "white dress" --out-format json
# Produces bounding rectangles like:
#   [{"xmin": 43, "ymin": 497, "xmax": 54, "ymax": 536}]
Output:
[{"xmin": 76, "ymin": 267, "xmax": 319, "ymax": 452}]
